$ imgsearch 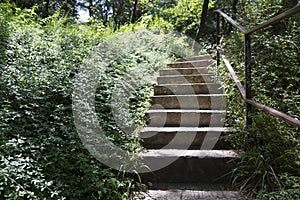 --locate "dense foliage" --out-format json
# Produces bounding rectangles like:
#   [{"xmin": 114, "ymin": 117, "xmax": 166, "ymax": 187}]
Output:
[
  {"xmin": 6, "ymin": 0, "xmax": 216, "ymax": 41},
  {"xmin": 1, "ymin": 0, "xmax": 299, "ymax": 199},
  {"xmin": 0, "ymin": 2, "xmax": 193, "ymax": 199},
  {"xmin": 215, "ymin": 0, "xmax": 300, "ymax": 199},
  {"xmin": 7, "ymin": 0, "xmax": 77, "ymax": 18}
]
